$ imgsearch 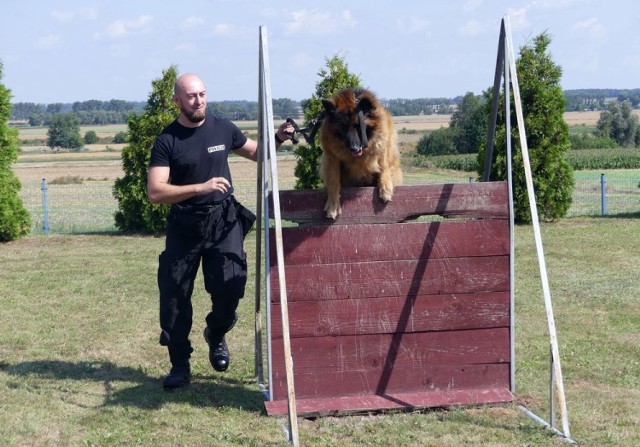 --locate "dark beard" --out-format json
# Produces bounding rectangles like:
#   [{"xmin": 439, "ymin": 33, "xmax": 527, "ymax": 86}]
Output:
[{"xmin": 185, "ymin": 109, "xmax": 206, "ymax": 123}]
